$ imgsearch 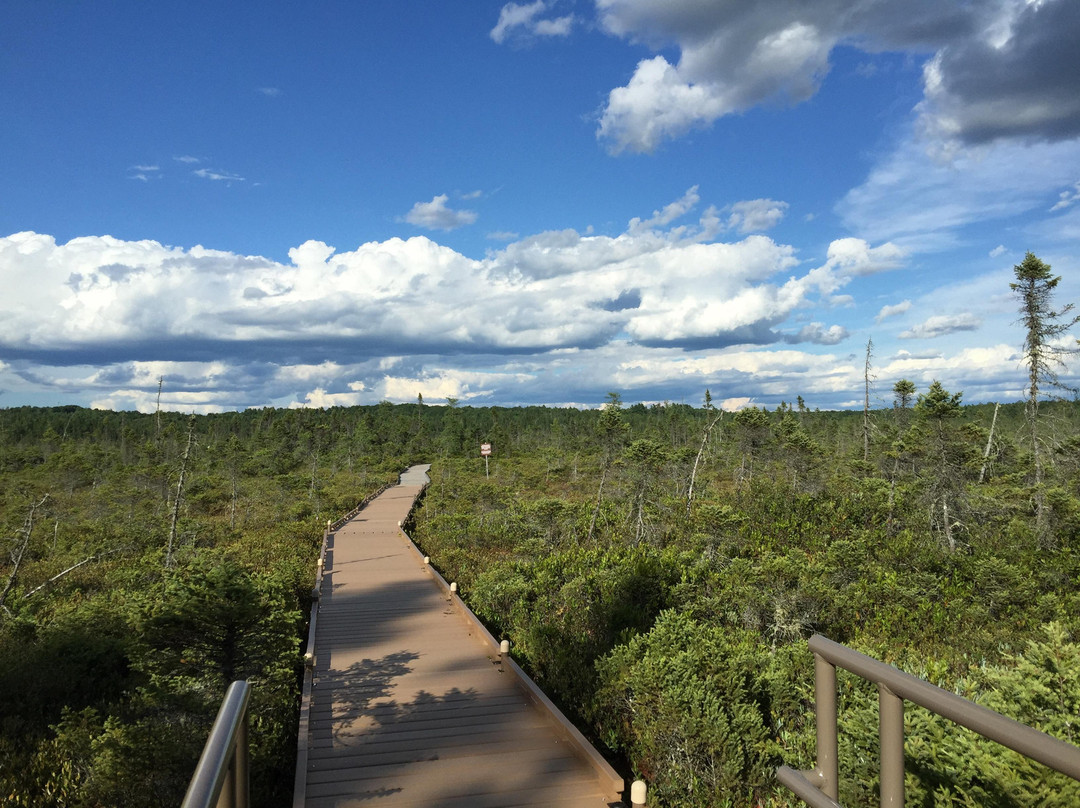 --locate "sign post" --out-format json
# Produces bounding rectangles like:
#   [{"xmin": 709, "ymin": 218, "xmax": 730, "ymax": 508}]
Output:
[{"xmin": 480, "ymin": 442, "xmax": 492, "ymax": 478}]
